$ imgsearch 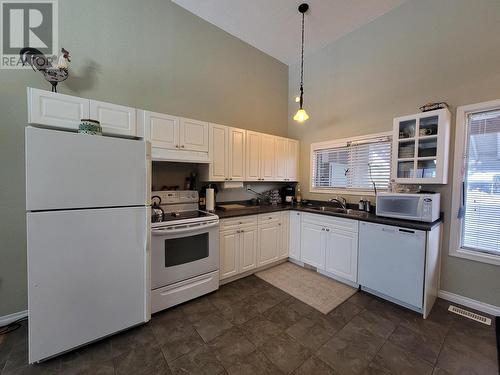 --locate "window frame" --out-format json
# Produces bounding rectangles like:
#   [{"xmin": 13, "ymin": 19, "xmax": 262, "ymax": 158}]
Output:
[
  {"xmin": 450, "ymin": 99, "xmax": 500, "ymax": 266},
  {"xmin": 309, "ymin": 131, "xmax": 392, "ymax": 196}
]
